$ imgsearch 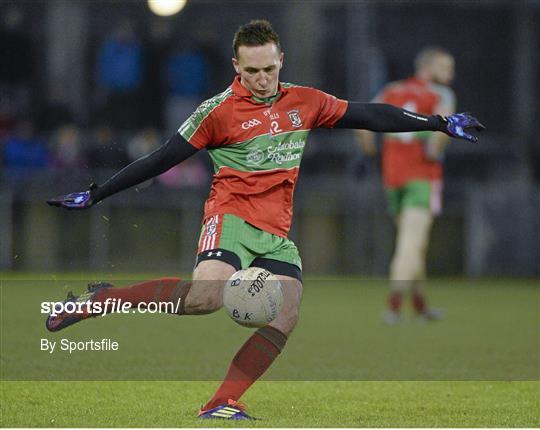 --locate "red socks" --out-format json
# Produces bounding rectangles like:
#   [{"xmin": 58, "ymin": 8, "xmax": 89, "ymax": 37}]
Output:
[
  {"xmin": 388, "ymin": 291, "xmax": 428, "ymax": 313},
  {"xmin": 203, "ymin": 326, "xmax": 288, "ymax": 411},
  {"xmin": 93, "ymin": 278, "xmax": 191, "ymax": 314},
  {"xmin": 412, "ymin": 291, "xmax": 427, "ymax": 313},
  {"xmin": 388, "ymin": 291, "xmax": 403, "ymax": 312}
]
